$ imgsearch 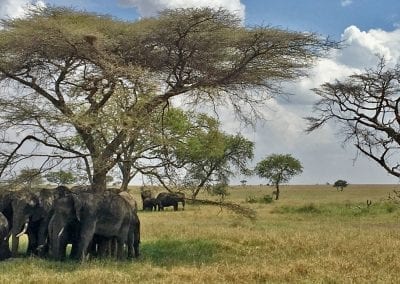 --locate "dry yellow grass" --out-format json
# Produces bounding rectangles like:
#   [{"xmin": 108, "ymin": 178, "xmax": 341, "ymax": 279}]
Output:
[{"xmin": 1, "ymin": 184, "xmax": 400, "ymax": 283}]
